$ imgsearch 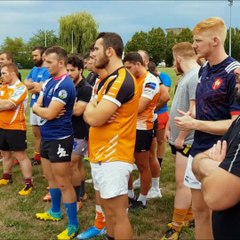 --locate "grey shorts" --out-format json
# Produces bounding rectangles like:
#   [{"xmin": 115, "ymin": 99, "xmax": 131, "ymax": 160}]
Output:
[{"xmin": 72, "ymin": 138, "xmax": 88, "ymax": 156}]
